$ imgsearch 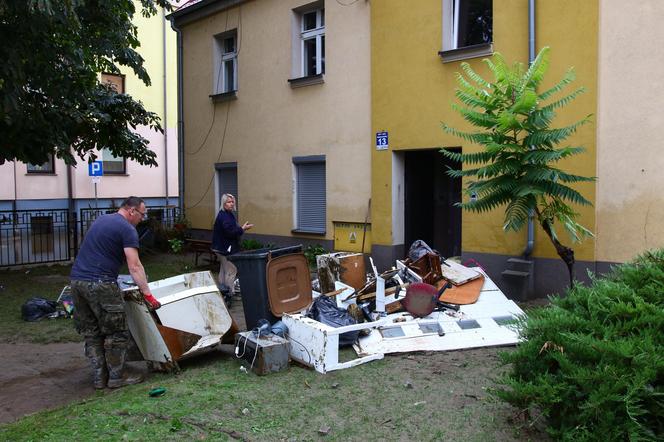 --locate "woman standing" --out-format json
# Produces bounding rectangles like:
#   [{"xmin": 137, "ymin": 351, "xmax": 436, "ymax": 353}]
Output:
[{"xmin": 212, "ymin": 194, "xmax": 253, "ymax": 296}]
